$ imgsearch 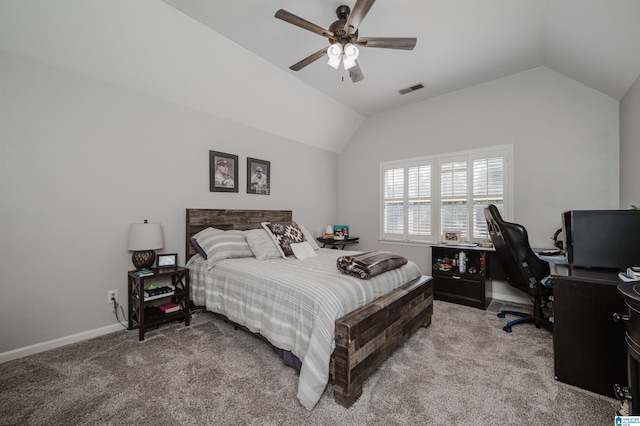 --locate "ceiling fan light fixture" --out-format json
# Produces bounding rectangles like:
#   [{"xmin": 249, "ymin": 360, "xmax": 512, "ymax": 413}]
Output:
[
  {"xmin": 342, "ymin": 43, "xmax": 359, "ymax": 70},
  {"xmin": 327, "ymin": 43, "xmax": 343, "ymax": 69},
  {"xmin": 275, "ymin": 3, "xmax": 417, "ymax": 83}
]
